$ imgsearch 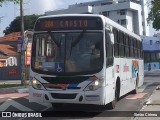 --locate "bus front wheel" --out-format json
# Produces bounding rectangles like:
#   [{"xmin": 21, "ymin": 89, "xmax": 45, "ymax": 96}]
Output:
[{"xmin": 107, "ymin": 84, "xmax": 119, "ymax": 109}]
